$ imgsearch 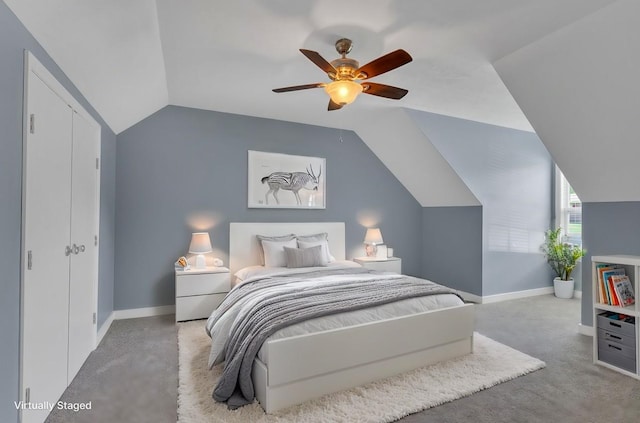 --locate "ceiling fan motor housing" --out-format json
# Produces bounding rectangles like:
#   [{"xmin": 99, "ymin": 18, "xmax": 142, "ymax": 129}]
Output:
[{"xmin": 329, "ymin": 57, "xmax": 360, "ymax": 80}]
